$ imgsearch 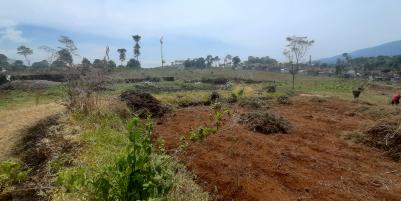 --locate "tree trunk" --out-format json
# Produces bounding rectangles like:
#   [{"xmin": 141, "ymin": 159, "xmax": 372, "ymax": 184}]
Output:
[{"xmin": 291, "ymin": 63, "xmax": 295, "ymax": 90}]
